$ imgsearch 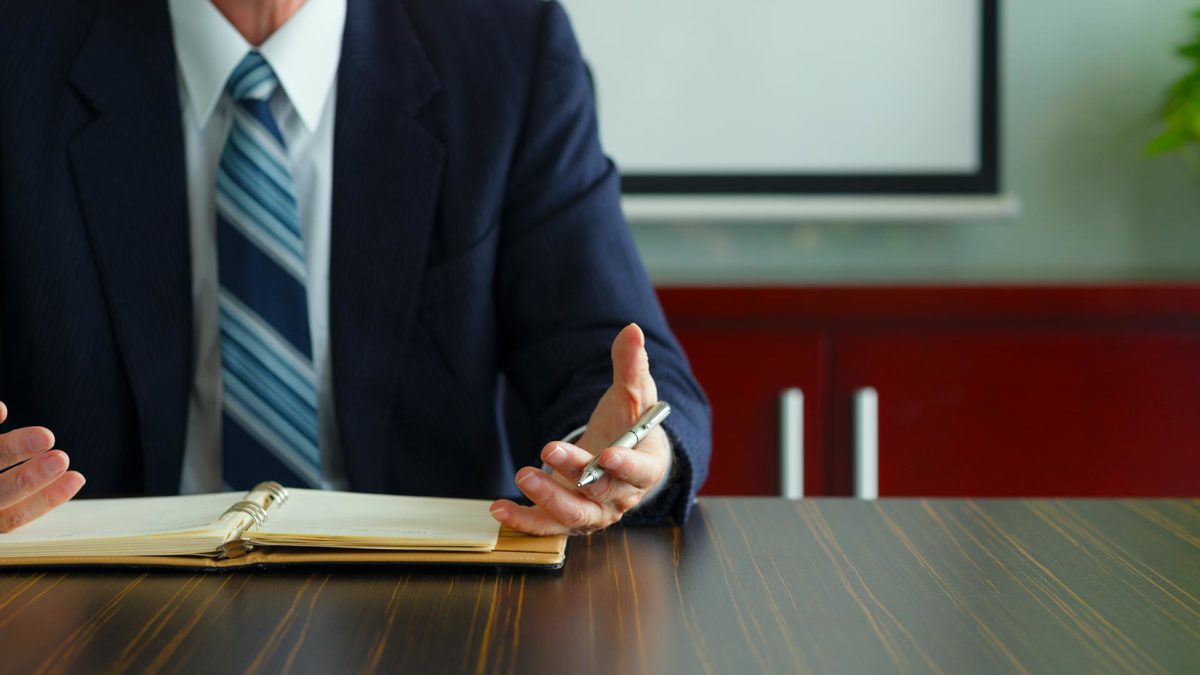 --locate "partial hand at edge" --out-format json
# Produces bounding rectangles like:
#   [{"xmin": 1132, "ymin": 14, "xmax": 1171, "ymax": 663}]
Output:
[{"xmin": 0, "ymin": 401, "xmax": 86, "ymax": 532}]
